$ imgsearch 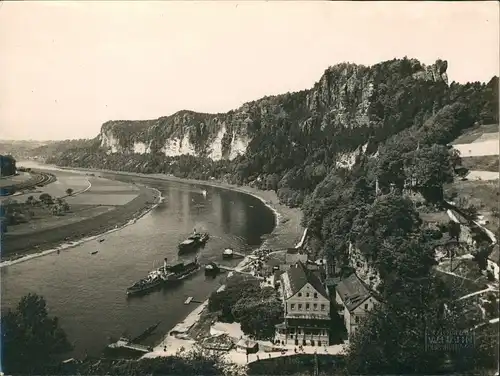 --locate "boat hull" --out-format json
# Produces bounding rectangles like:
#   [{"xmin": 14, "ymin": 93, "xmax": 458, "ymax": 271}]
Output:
[
  {"xmin": 126, "ymin": 280, "xmax": 163, "ymax": 296},
  {"xmin": 165, "ymin": 265, "xmax": 200, "ymax": 284},
  {"xmin": 178, "ymin": 233, "xmax": 209, "ymax": 253}
]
